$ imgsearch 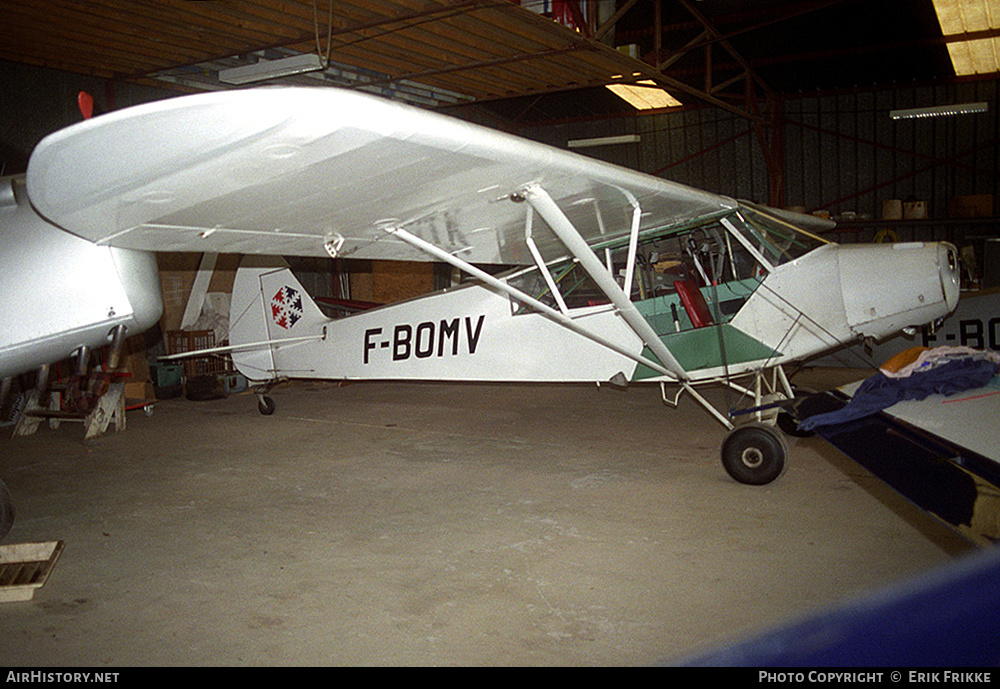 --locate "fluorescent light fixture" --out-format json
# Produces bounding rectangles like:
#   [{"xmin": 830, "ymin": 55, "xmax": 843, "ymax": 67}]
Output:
[
  {"xmin": 606, "ymin": 80, "xmax": 681, "ymax": 110},
  {"xmin": 890, "ymin": 102, "xmax": 988, "ymax": 119},
  {"xmin": 219, "ymin": 53, "xmax": 325, "ymax": 85},
  {"xmin": 932, "ymin": 0, "xmax": 1000, "ymax": 76},
  {"xmin": 567, "ymin": 134, "xmax": 641, "ymax": 149}
]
